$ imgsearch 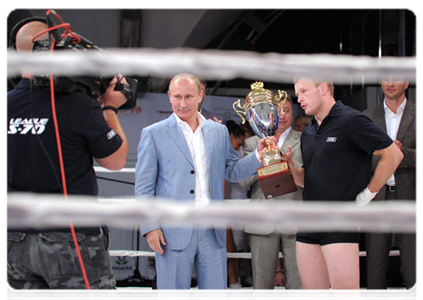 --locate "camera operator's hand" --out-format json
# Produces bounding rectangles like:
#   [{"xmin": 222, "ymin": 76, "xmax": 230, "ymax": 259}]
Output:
[
  {"xmin": 96, "ymin": 73, "xmax": 129, "ymax": 170},
  {"xmin": 100, "ymin": 74, "xmax": 129, "ymax": 109}
]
